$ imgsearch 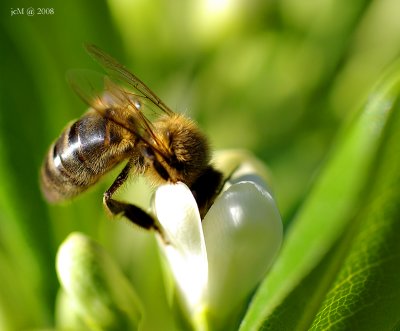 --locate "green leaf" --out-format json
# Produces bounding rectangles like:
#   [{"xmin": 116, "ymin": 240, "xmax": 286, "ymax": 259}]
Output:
[
  {"xmin": 308, "ymin": 94, "xmax": 400, "ymax": 330},
  {"xmin": 240, "ymin": 61, "xmax": 400, "ymax": 330}
]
